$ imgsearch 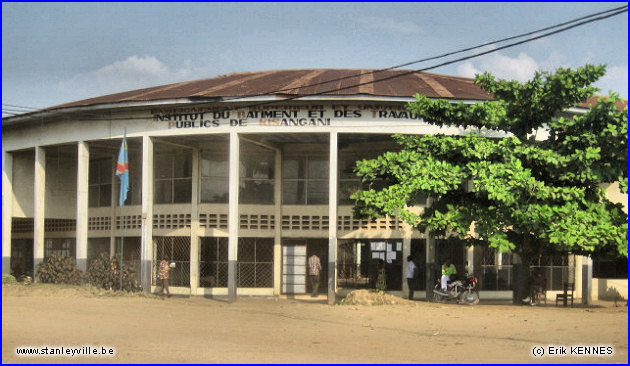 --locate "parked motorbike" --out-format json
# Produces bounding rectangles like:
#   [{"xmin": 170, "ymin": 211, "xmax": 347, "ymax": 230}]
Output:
[{"xmin": 433, "ymin": 273, "xmax": 480, "ymax": 305}]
